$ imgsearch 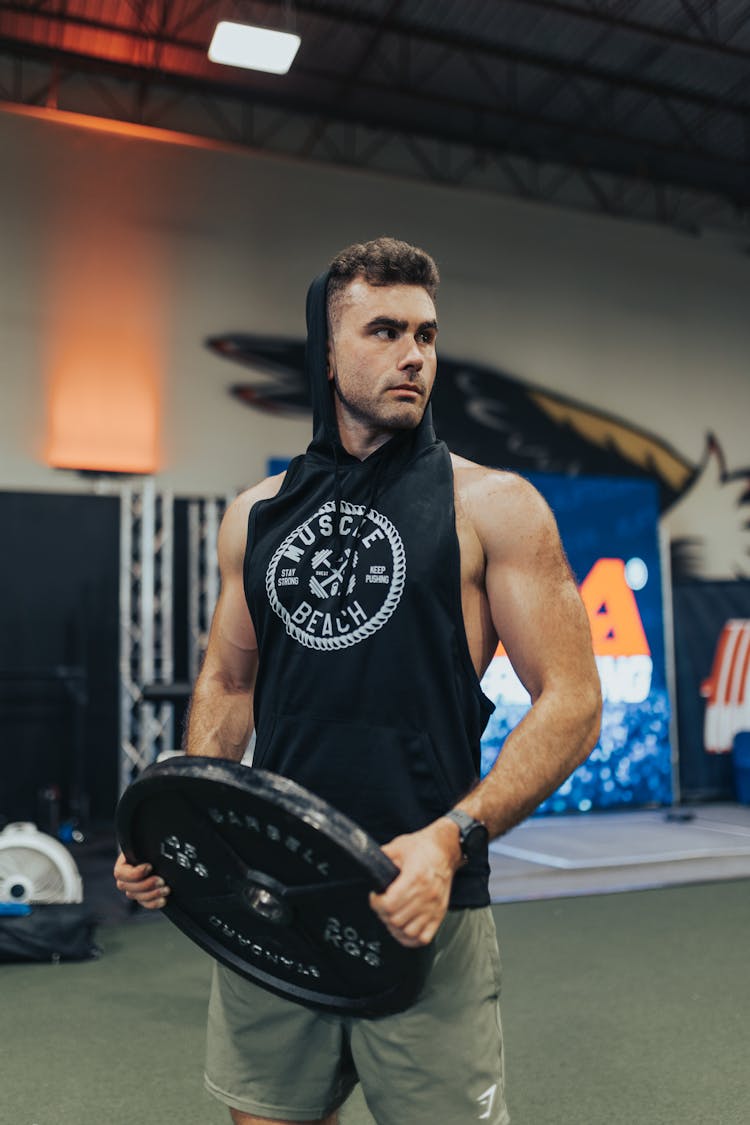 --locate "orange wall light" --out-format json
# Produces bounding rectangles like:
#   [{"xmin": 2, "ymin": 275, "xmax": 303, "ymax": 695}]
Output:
[{"xmin": 46, "ymin": 346, "xmax": 160, "ymax": 474}]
